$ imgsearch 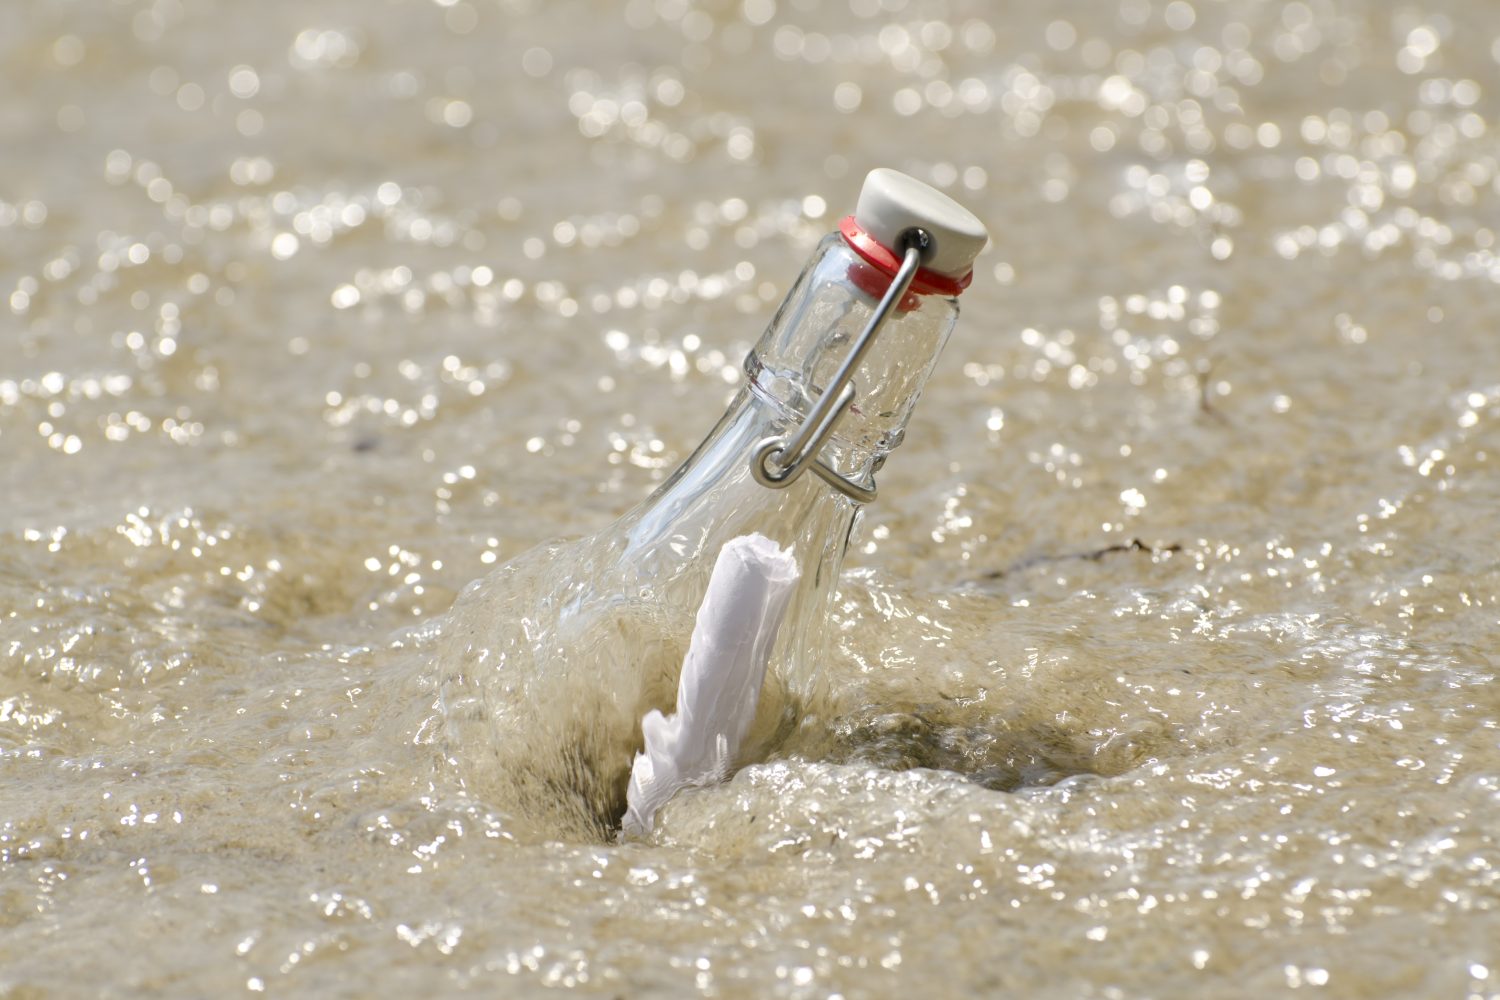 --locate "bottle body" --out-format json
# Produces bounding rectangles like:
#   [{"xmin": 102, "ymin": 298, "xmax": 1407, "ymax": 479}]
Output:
[{"xmin": 437, "ymin": 231, "xmax": 960, "ymax": 839}]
